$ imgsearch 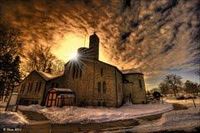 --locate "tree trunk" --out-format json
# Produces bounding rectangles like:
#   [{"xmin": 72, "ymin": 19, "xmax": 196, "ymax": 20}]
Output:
[
  {"xmin": 192, "ymin": 97, "xmax": 196, "ymax": 108},
  {"xmin": 173, "ymin": 89, "xmax": 177, "ymax": 98}
]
